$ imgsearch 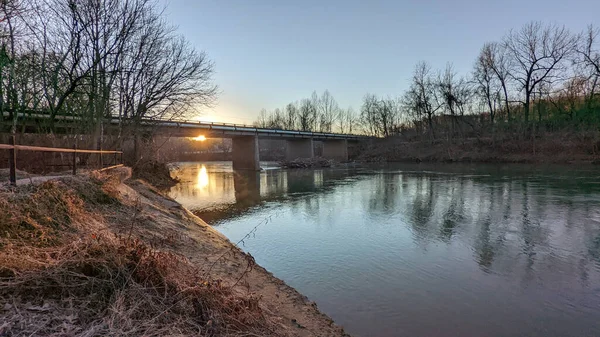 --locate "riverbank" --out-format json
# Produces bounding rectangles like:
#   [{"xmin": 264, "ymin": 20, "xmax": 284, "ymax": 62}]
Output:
[
  {"xmin": 279, "ymin": 157, "xmax": 336, "ymax": 169},
  {"xmin": 357, "ymin": 134, "xmax": 600, "ymax": 164},
  {"xmin": 0, "ymin": 168, "xmax": 347, "ymax": 336}
]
